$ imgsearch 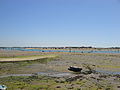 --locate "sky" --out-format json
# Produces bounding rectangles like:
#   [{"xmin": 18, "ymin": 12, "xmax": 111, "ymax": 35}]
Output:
[{"xmin": 0, "ymin": 0, "xmax": 120, "ymax": 47}]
